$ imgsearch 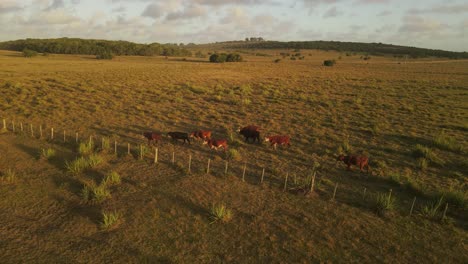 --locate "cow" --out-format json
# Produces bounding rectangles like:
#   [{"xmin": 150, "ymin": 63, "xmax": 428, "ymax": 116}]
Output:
[
  {"xmin": 167, "ymin": 132, "xmax": 190, "ymax": 144},
  {"xmin": 237, "ymin": 125, "xmax": 261, "ymax": 143},
  {"xmin": 336, "ymin": 154, "xmax": 370, "ymax": 173},
  {"xmin": 264, "ymin": 135, "xmax": 291, "ymax": 149},
  {"xmin": 143, "ymin": 132, "xmax": 162, "ymax": 146},
  {"xmin": 189, "ymin": 130, "xmax": 212, "ymax": 141},
  {"xmin": 203, "ymin": 139, "xmax": 228, "ymax": 151}
]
